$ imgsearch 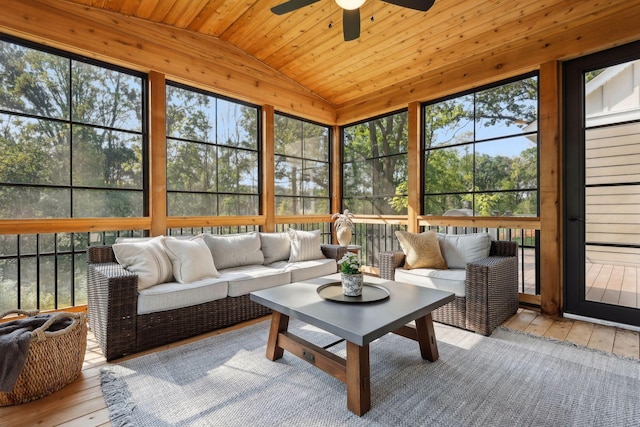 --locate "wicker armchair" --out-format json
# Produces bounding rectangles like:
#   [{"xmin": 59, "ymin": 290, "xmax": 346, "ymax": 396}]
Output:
[{"xmin": 379, "ymin": 240, "xmax": 518, "ymax": 335}]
